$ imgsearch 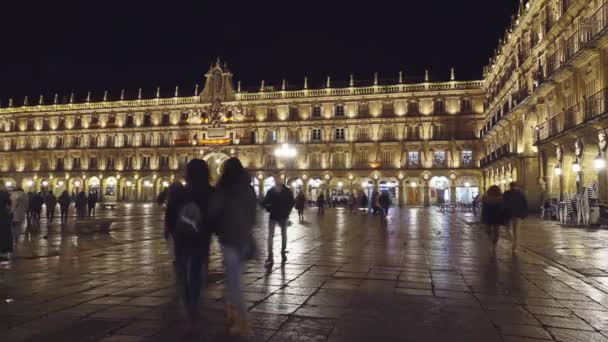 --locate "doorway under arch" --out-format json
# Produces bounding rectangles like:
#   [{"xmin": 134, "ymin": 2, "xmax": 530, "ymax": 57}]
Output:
[{"xmin": 429, "ymin": 176, "xmax": 450, "ymax": 204}]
